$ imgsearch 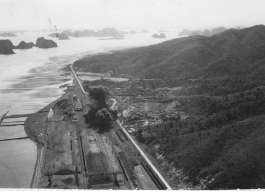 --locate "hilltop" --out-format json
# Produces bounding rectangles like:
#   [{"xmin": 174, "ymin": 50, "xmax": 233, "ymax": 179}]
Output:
[
  {"xmin": 74, "ymin": 25, "xmax": 265, "ymax": 81},
  {"xmin": 178, "ymin": 27, "xmax": 227, "ymax": 37}
]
